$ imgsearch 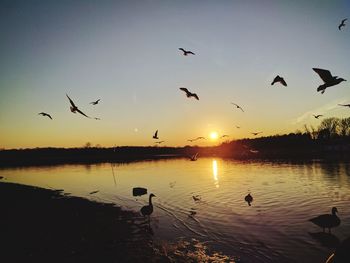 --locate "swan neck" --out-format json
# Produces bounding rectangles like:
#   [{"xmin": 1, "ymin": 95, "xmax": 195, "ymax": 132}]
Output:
[{"xmin": 149, "ymin": 196, "xmax": 153, "ymax": 205}]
